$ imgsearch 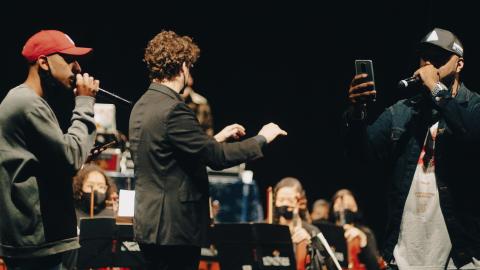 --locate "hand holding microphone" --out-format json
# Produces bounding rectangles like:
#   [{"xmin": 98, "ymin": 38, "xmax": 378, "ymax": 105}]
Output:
[
  {"xmin": 74, "ymin": 73, "xmax": 100, "ymax": 97},
  {"xmin": 398, "ymin": 64, "xmax": 440, "ymax": 92},
  {"xmin": 398, "ymin": 76, "xmax": 420, "ymax": 88},
  {"xmin": 72, "ymin": 74, "xmax": 132, "ymax": 105}
]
